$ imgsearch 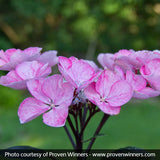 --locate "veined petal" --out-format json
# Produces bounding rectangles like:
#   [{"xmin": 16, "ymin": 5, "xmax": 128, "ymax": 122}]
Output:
[
  {"xmin": 38, "ymin": 50, "xmax": 58, "ymax": 67},
  {"xmin": 16, "ymin": 61, "xmax": 51, "ymax": 80},
  {"xmin": 96, "ymin": 70, "xmax": 121, "ymax": 97},
  {"xmin": 97, "ymin": 101, "xmax": 121, "ymax": 115},
  {"xmin": 27, "ymin": 78, "xmax": 50, "ymax": 104},
  {"xmin": 107, "ymin": 80, "xmax": 133, "ymax": 106},
  {"xmin": 140, "ymin": 59, "xmax": 160, "ymax": 90},
  {"xmin": 59, "ymin": 56, "xmax": 96, "ymax": 89},
  {"xmin": 0, "ymin": 70, "xmax": 26, "ymax": 89},
  {"xmin": 42, "ymin": 74, "xmax": 63, "ymax": 102},
  {"xmin": 97, "ymin": 53, "xmax": 115, "ymax": 70},
  {"xmin": 43, "ymin": 106, "xmax": 68, "ymax": 127},
  {"xmin": 42, "ymin": 74, "xmax": 73, "ymax": 106},
  {"xmin": 18, "ymin": 97, "xmax": 49, "ymax": 124},
  {"xmin": 56, "ymin": 82, "xmax": 74, "ymax": 106},
  {"xmin": 133, "ymin": 87, "xmax": 160, "ymax": 99},
  {"xmin": 23, "ymin": 47, "xmax": 42, "ymax": 56},
  {"xmin": 84, "ymin": 82, "xmax": 100, "ymax": 105},
  {"xmin": 126, "ymin": 71, "xmax": 146, "ymax": 91}
]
